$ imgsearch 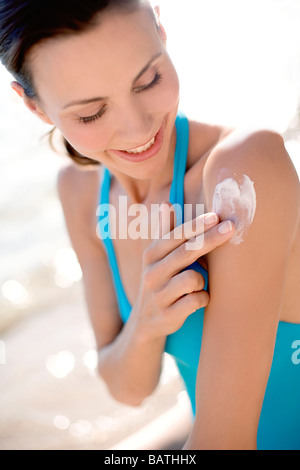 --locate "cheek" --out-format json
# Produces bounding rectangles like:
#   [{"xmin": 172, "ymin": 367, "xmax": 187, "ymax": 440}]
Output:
[
  {"xmin": 165, "ymin": 76, "xmax": 180, "ymax": 110},
  {"xmin": 156, "ymin": 67, "xmax": 180, "ymax": 111},
  {"xmin": 59, "ymin": 122, "xmax": 111, "ymax": 154}
]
